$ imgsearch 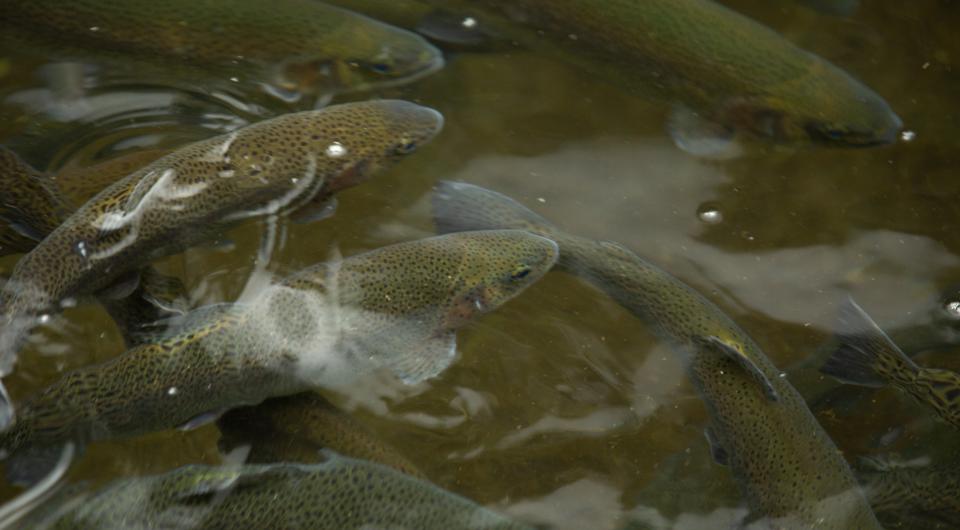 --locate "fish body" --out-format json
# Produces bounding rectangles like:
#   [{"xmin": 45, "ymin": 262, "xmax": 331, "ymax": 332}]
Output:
[
  {"xmin": 858, "ymin": 456, "xmax": 960, "ymax": 529},
  {"xmin": 0, "ymin": 148, "xmax": 69, "ymax": 256},
  {"xmin": 218, "ymin": 392, "xmax": 424, "ymax": 478},
  {"xmin": 431, "ymin": 182, "xmax": 882, "ymax": 529},
  {"xmin": 0, "ymin": 100, "xmax": 443, "ymax": 372},
  {"xmin": 415, "ymin": 0, "xmax": 900, "ymax": 147},
  {"xmin": 0, "ymin": 0, "xmax": 444, "ymax": 102},
  {"xmin": 0, "ymin": 230, "xmax": 558, "ymax": 469},
  {"xmin": 821, "ymin": 298, "xmax": 960, "ymax": 429},
  {"xmin": 30, "ymin": 453, "xmax": 534, "ymax": 529}
]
